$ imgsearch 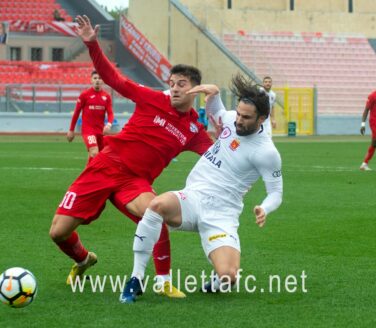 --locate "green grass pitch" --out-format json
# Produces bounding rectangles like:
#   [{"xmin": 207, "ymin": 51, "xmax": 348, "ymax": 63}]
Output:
[{"xmin": 0, "ymin": 135, "xmax": 375, "ymax": 327}]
